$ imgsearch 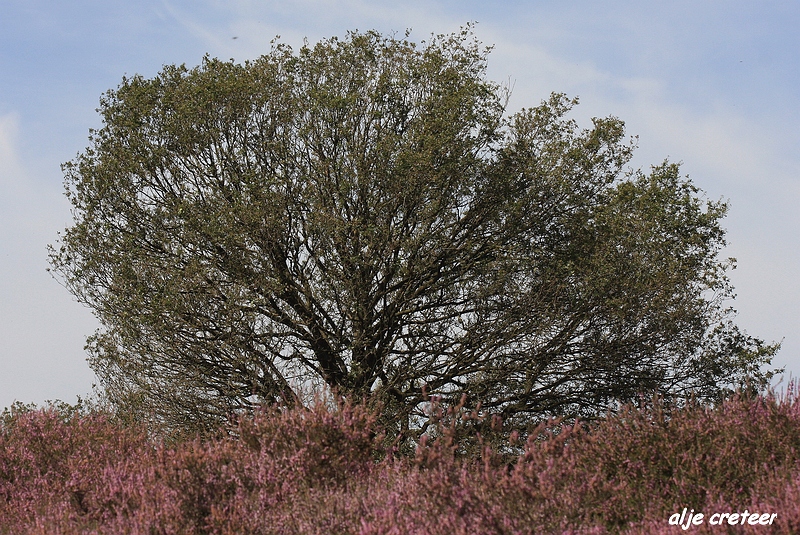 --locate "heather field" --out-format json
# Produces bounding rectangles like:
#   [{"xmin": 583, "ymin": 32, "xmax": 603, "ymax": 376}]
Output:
[{"xmin": 2, "ymin": 391, "xmax": 800, "ymax": 534}]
